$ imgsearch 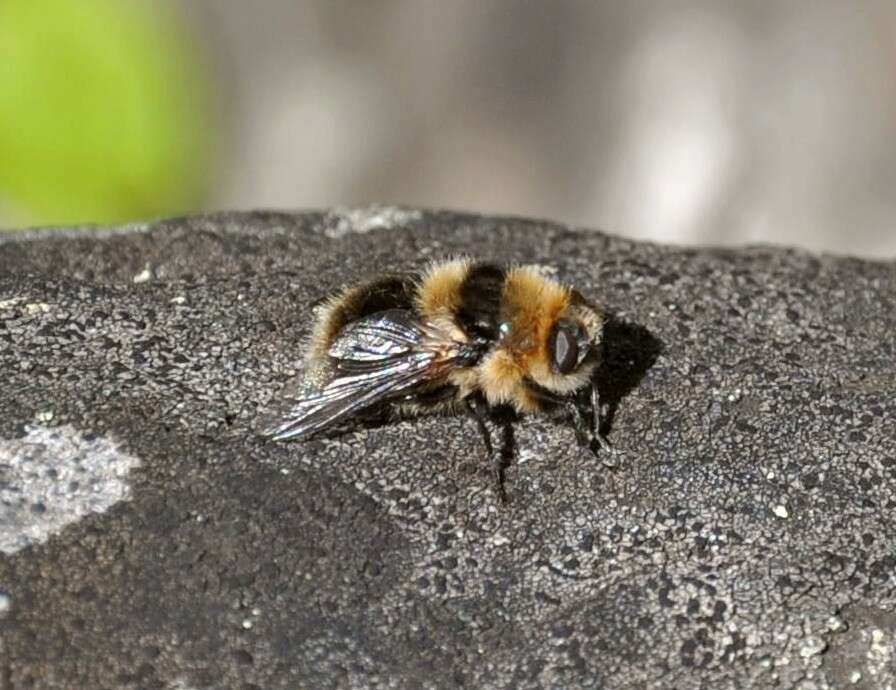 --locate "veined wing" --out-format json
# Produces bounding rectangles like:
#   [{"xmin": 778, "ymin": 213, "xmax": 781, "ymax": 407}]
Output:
[{"xmin": 263, "ymin": 309, "xmax": 476, "ymax": 441}]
